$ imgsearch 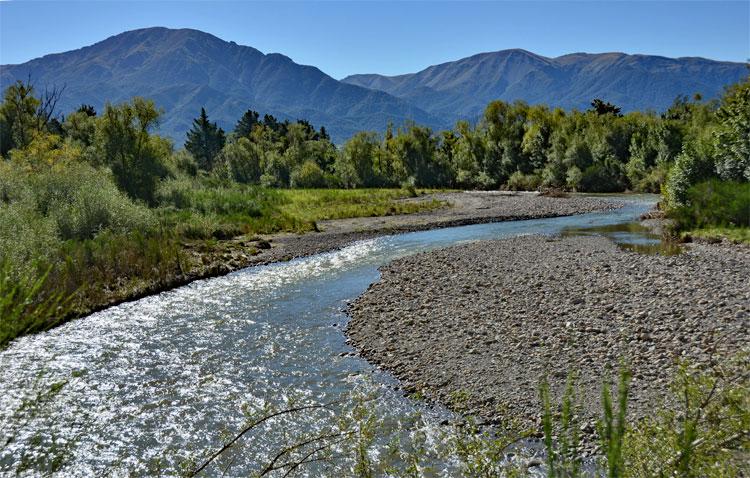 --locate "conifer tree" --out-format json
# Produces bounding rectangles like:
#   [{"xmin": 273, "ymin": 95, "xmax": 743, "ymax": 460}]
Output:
[
  {"xmin": 185, "ymin": 107, "xmax": 226, "ymax": 171},
  {"xmin": 234, "ymin": 109, "xmax": 259, "ymax": 138}
]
